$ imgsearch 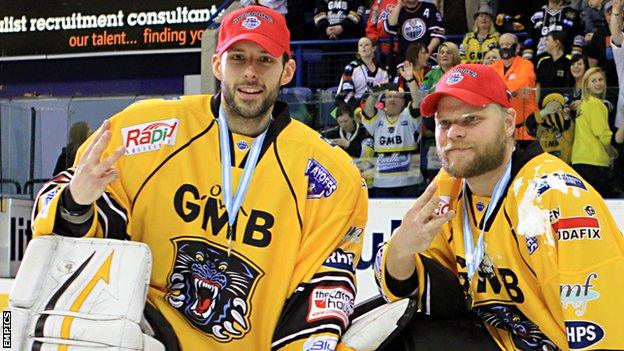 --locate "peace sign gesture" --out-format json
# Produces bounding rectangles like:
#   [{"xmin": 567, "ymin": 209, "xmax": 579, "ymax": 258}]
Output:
[{"xmin": 68, "ymin": 119, "xmax": 125, "ymax": 205}]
